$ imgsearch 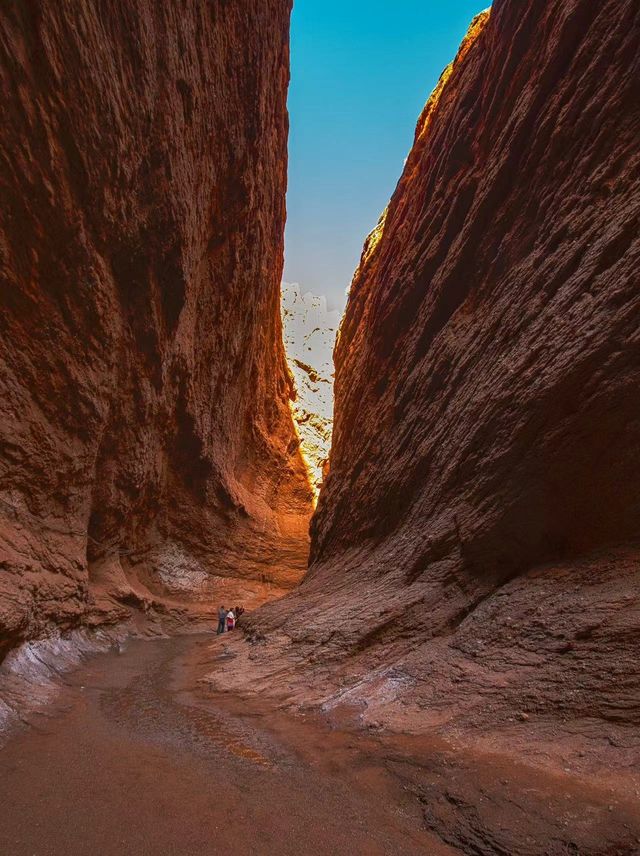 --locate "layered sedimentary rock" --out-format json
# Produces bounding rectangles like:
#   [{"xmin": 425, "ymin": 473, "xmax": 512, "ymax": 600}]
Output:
[
  {"xmin": 281, "ymin": 282, "xmax": 339, "ymax": 496},
  {"xmin": 0, "ymin": 0, "xmax": 312, "ymax": 656},
  {"xmin": 217, "ymin": 0, "xmax": 640, "ymax": 791}
]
